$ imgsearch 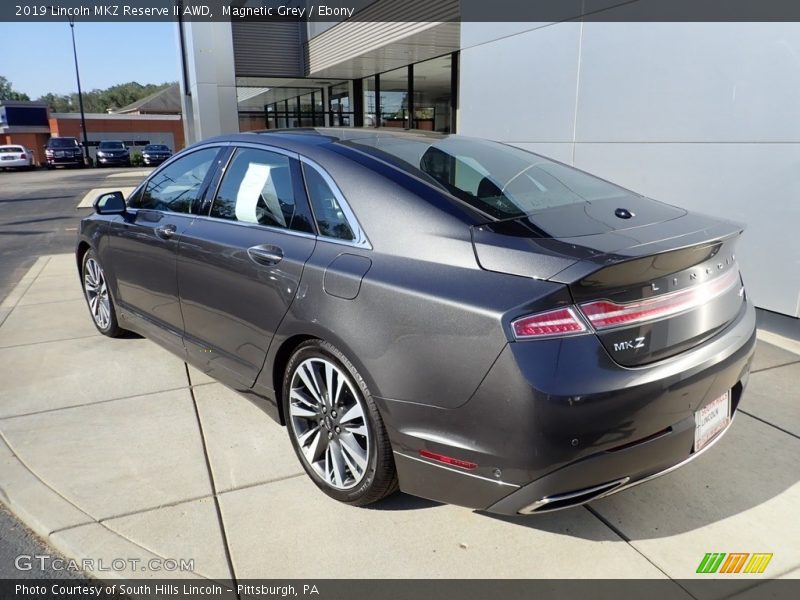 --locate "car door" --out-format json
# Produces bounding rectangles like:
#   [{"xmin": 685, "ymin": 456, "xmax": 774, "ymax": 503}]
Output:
[
  {"xmin": 177, "ymin": 145, "xmax": 317, "ymax": 388},
  {"xmin": 107, "ymin": 146, "xmax": 224, "ymax": 350}
]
